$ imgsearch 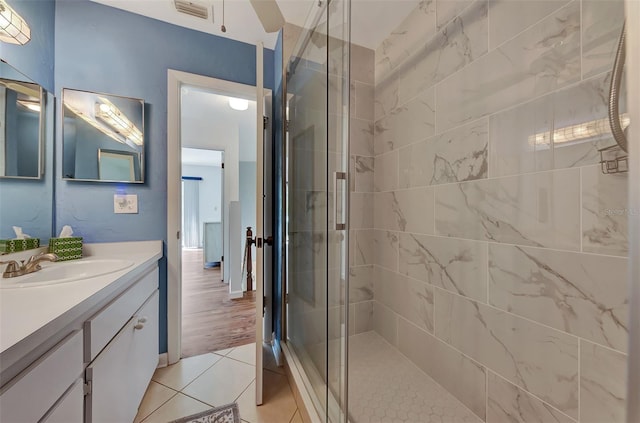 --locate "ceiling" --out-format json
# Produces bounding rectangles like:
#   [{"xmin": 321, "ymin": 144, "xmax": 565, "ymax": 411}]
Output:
[
  {"xmin": 180, "ymin": 85, "xmax": 257, "ymax": 161},
  {"xmin": 182, "ymin": 148, "xmax": 223, "ymax": 166},
  {"xmin": 90, "ymin": 0, "xmax": 419, "ymax": 50}
]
